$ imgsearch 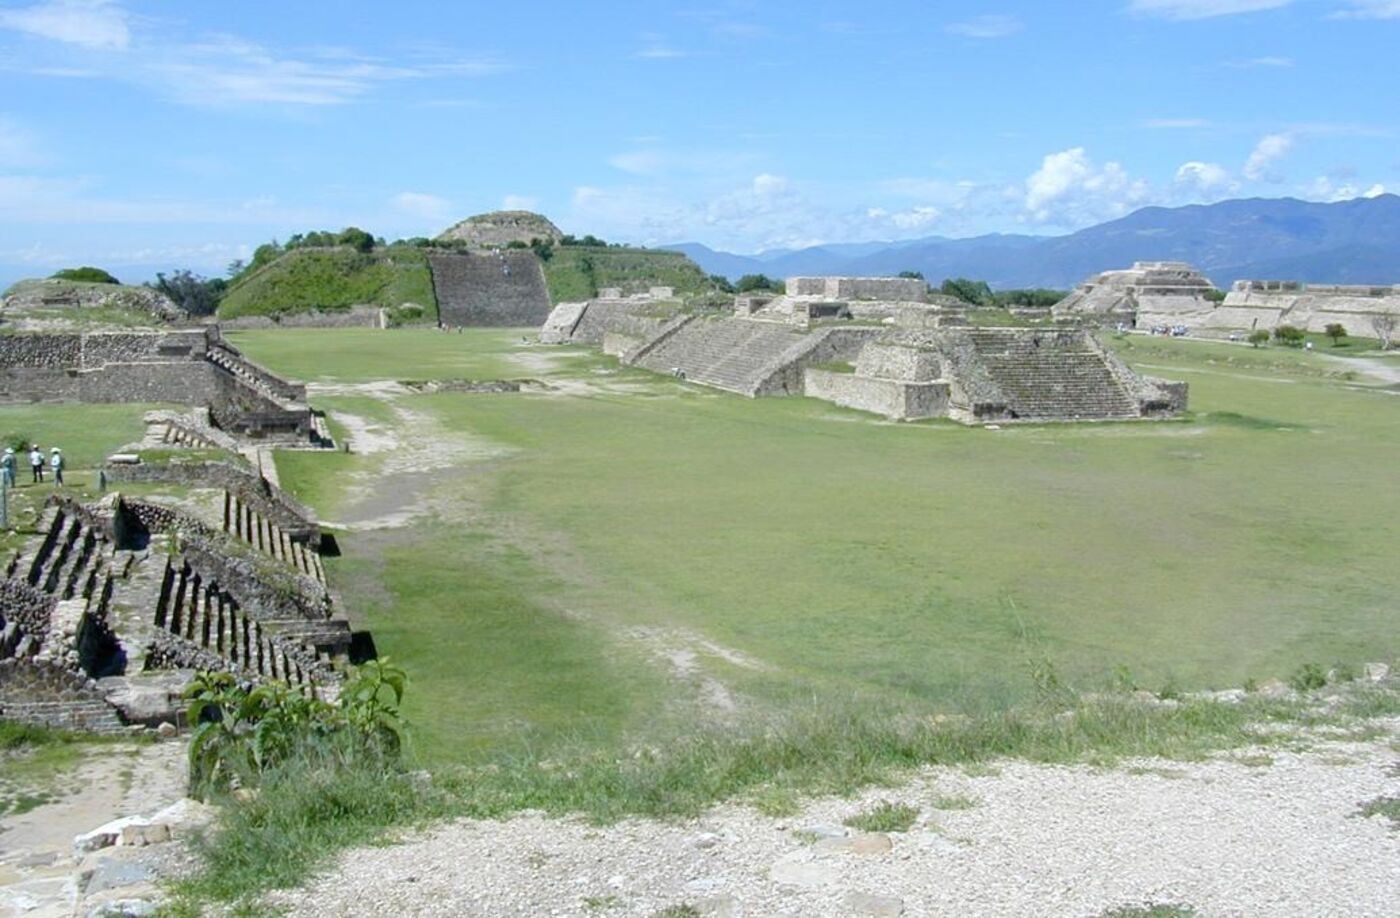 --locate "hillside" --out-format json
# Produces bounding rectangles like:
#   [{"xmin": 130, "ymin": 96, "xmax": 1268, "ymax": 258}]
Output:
[
  {"xmin": 542, "ymin": 246, "xmax": 713, "ymax": 303},
  {"xmin": 675, "ymin": 194, "xmax": 1400, "ymax": 289},
  {"xmin": 218, "ymin": 246, "xmax": 437, "ymax": 321}
]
